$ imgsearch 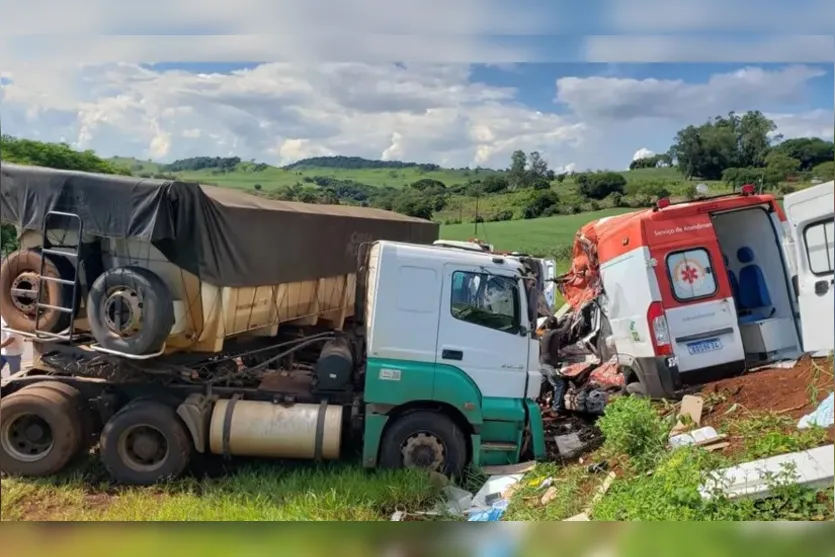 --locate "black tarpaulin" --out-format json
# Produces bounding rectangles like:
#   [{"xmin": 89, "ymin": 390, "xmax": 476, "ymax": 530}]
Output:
[{"xmin": 0, "ymin": 163, "xmax": 440, "ymax": 287}]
